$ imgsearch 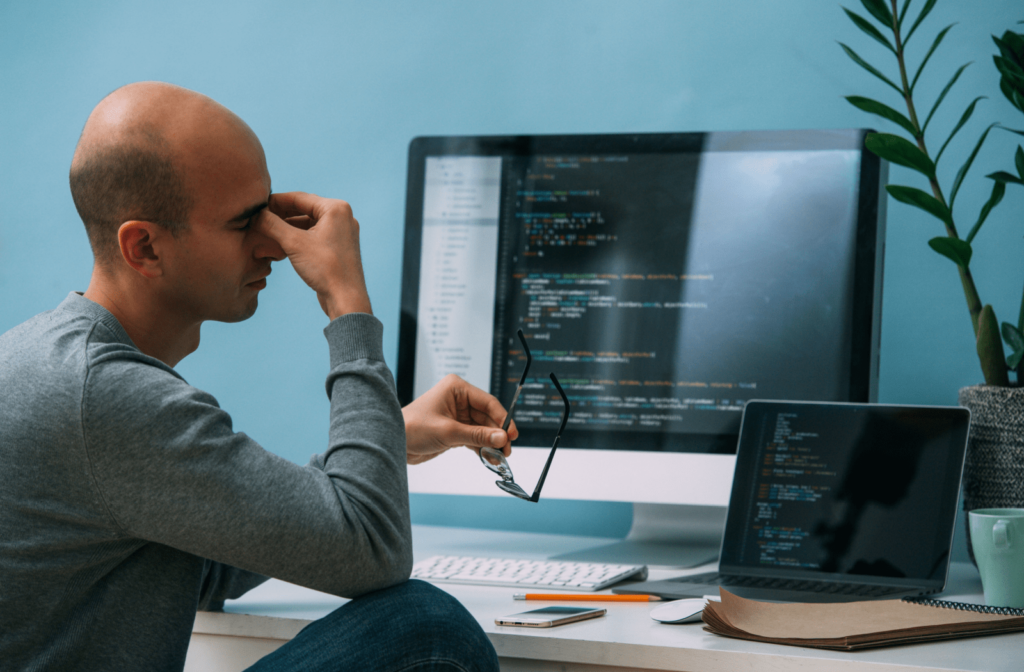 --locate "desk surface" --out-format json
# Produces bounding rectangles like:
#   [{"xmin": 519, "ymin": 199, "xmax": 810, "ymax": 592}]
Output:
[{"xmin": 192, "ymin": 525, "xmax": 1018, "ymax": 672}]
